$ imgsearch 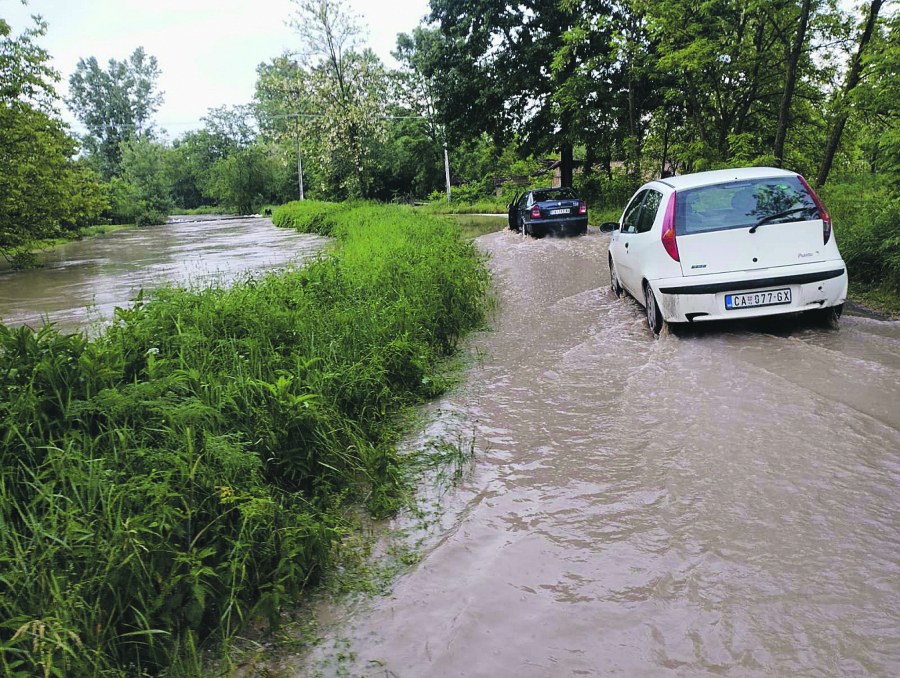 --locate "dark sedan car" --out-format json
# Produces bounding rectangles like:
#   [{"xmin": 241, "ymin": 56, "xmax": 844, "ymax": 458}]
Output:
[{"xmin": 507, "ymin": 187, "xmax": 588, "ymax": 237}]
